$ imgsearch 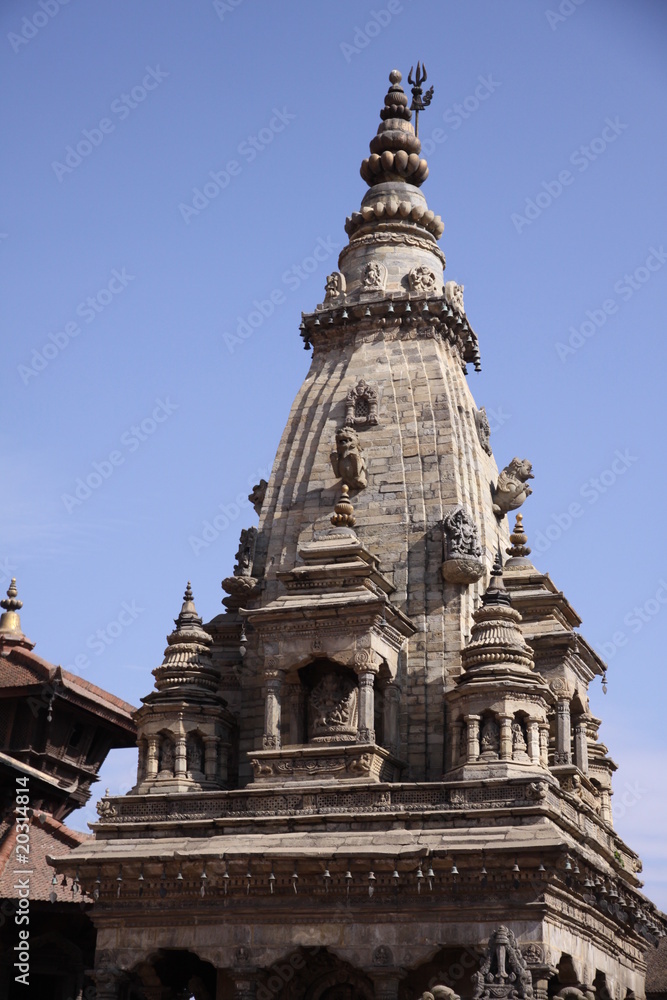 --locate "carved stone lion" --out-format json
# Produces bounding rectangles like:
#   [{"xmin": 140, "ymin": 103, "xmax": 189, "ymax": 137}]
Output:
[
  {"xmin": 331, "ymin": 426, "xmax": 368, "ymax": 490},
  {"xmin": 444, "ymin": 280, "xmax": 465, "ymax": 313},
  {"xmin": 492, "ymin": 458, "xmax": 534, "ymax": 517},
  {"xmin": 324, "ymin": 271, "xmax": 346, "ymax": 300}
]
